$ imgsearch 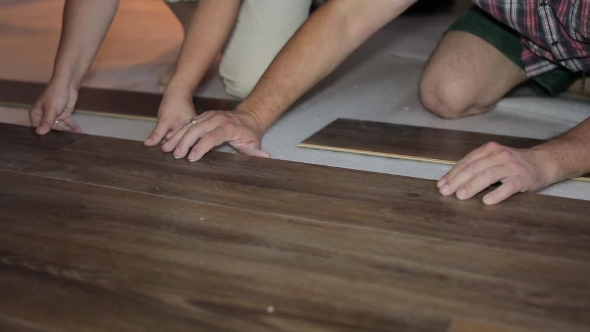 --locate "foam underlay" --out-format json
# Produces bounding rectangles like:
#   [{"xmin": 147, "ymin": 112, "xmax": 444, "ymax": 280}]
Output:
[{"xmin": 1, "ymin": 0, "xmax": 589, "ymax": 202}]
